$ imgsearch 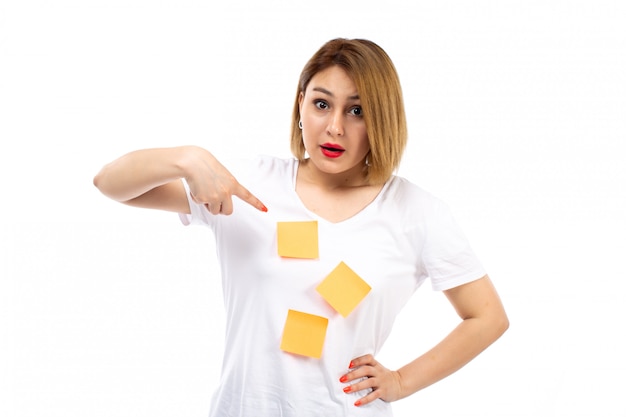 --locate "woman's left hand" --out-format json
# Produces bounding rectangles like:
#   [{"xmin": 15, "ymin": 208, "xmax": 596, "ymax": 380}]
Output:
[{"xmin": 339, "ymin": 354, "xmax": 404, "ymax": 407}]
